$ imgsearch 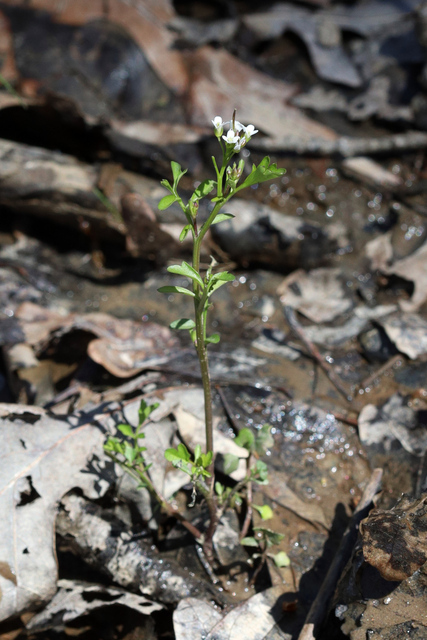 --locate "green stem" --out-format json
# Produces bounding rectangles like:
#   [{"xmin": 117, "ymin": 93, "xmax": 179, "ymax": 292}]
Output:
[{"xmin": 105, "ymin": 451, "xmax": 203, "ymax": 540}]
